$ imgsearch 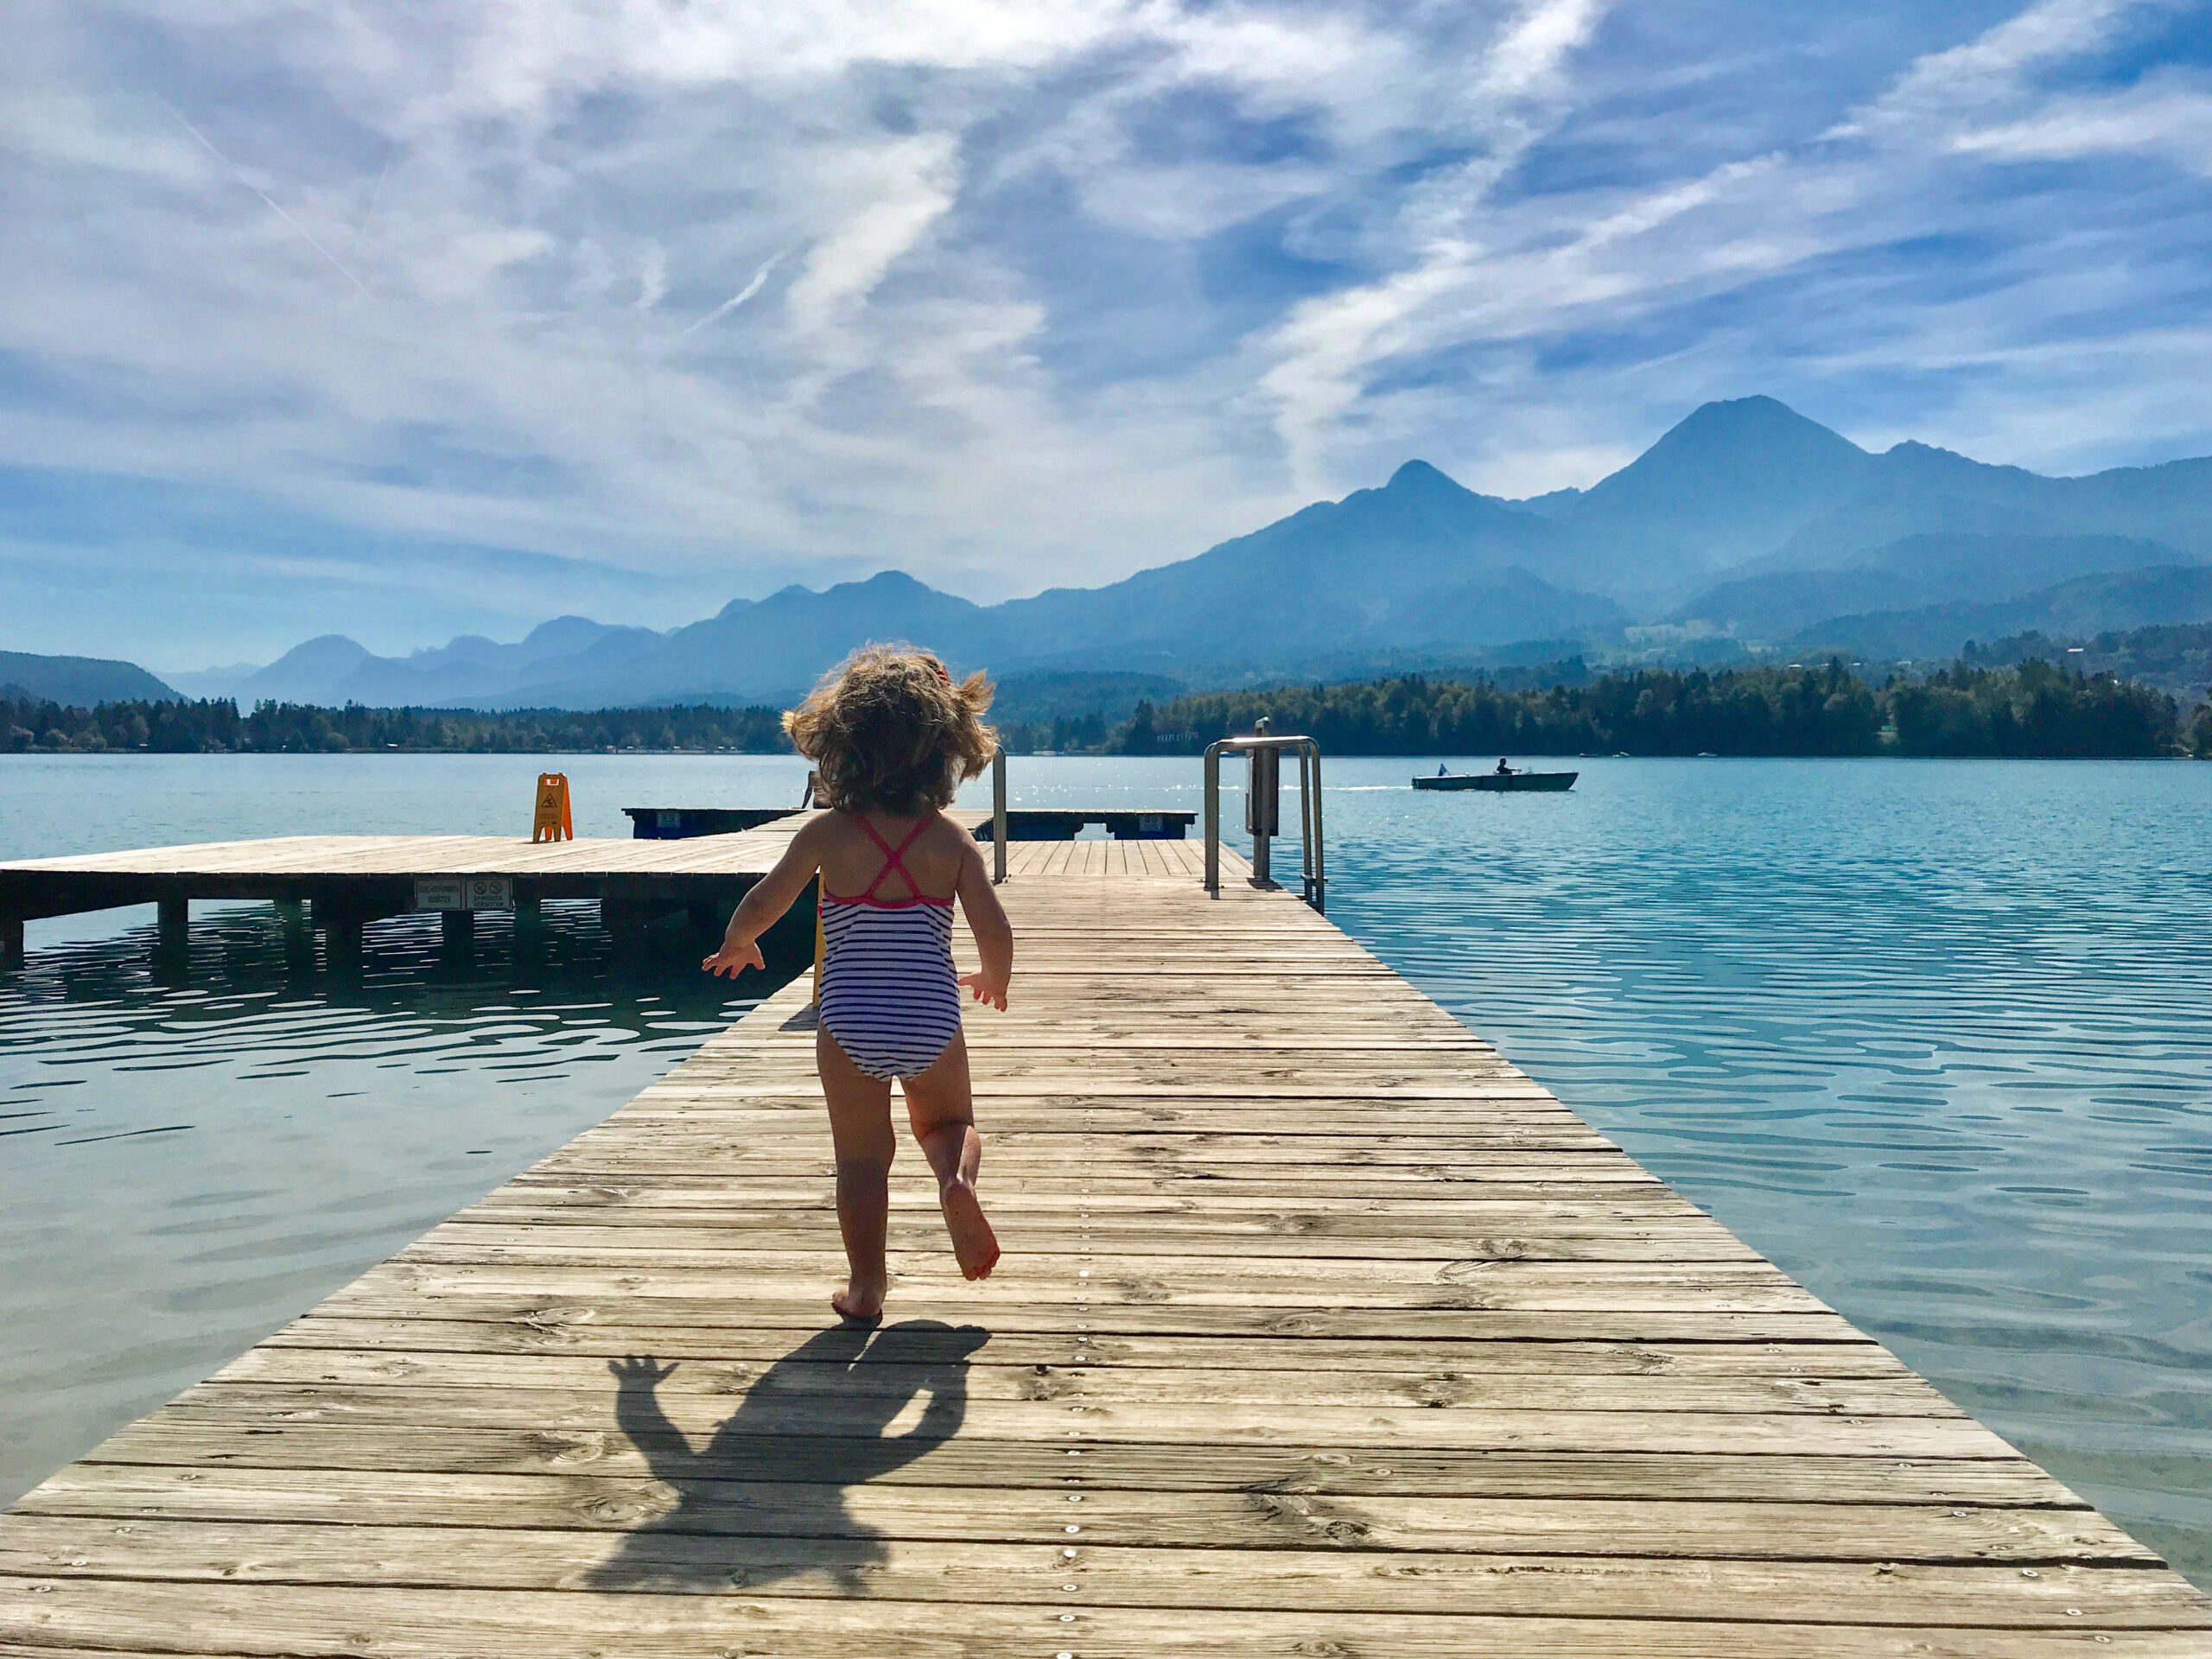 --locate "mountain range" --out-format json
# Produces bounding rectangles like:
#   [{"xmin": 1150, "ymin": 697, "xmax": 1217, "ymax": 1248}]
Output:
[{"xmin": 148, "ymin": 396, "xmax": 2212, "ymax": 709}]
